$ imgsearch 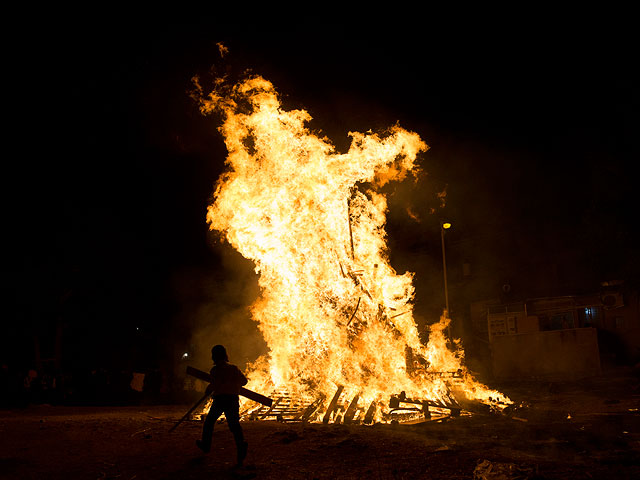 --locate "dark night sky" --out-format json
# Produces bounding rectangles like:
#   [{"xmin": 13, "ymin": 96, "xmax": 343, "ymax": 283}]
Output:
[{"xmin": 5, "ymin": 17, "xmax": 638, "ymax": 369}]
